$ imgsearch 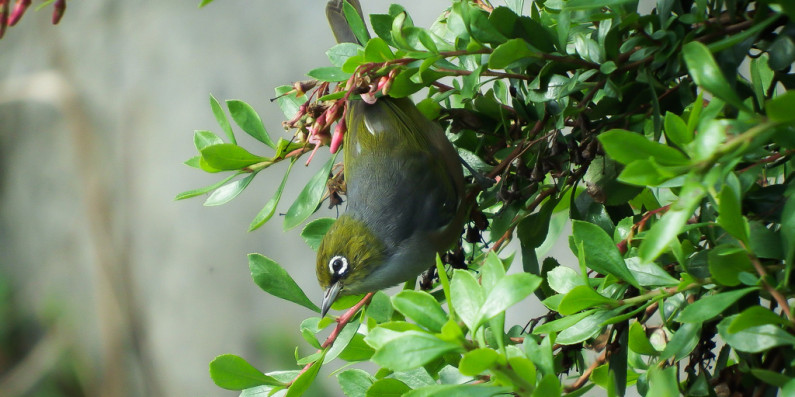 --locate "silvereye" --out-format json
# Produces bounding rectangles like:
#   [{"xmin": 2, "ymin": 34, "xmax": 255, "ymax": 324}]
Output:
[{"xmin": 316, "ymin": 96, "xmax": 466, "ymax": 317}]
